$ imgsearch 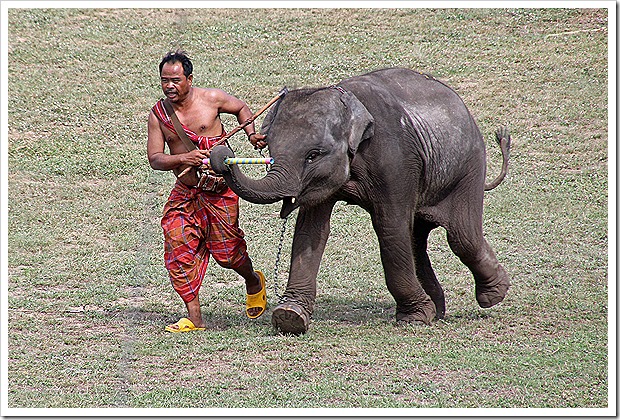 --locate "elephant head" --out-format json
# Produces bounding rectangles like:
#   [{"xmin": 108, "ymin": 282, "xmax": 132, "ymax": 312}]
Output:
[{"xmin": 211, "ymin": 87, "xmax": 375, "ymax": 218}]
